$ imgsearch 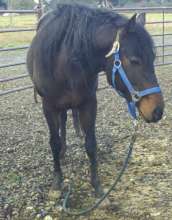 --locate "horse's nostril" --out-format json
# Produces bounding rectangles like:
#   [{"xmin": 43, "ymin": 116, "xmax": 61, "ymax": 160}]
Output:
[{"xmin": 152, "ymin": 106, "xmax": 163, "ymax": 122}]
